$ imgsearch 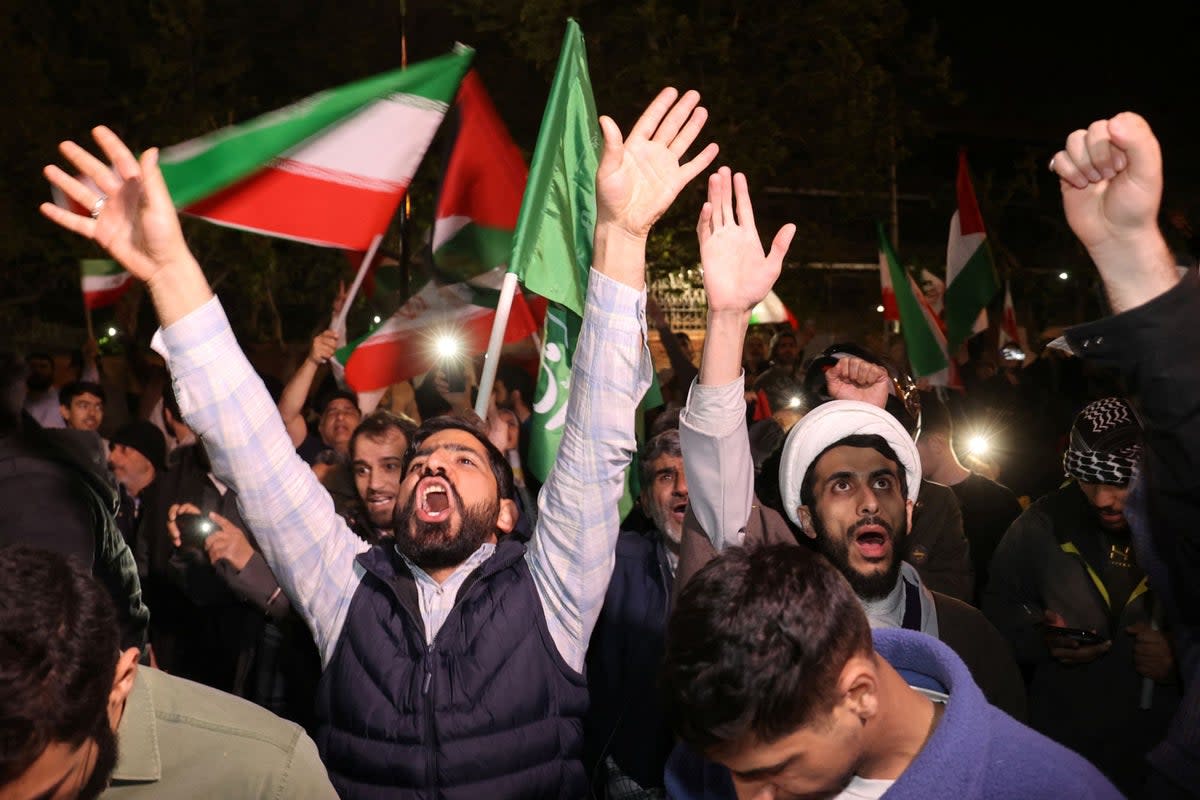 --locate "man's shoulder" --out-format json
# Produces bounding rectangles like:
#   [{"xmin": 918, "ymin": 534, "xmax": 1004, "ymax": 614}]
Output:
[
  {"xmin": 140, "ymin": 667, "xmax": 311, "ymax": 756},
  {"xmin": 958, "ymin": 472, "xmax": 1019, "ymax": 503}
]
